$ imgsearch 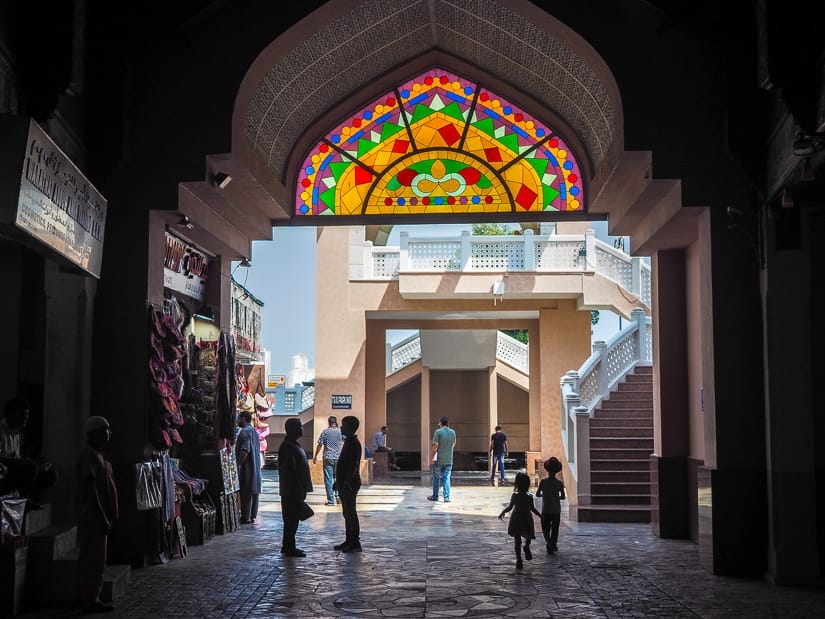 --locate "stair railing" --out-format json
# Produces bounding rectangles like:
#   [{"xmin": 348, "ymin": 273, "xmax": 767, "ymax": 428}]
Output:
[{"xmin": 560, "ymin": 308, "xmax": 652, "ymax": 500}]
